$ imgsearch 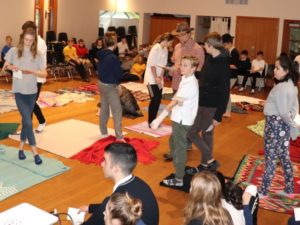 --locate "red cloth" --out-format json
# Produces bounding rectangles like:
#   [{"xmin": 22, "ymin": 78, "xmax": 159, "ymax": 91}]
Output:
[
  {"xmin": 71, "ymin": 136, "xmax": 159, "ymax": 165},
  {"xmin": 258, "ymin": 137, "xmax": 300, "ymax": 162}
]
